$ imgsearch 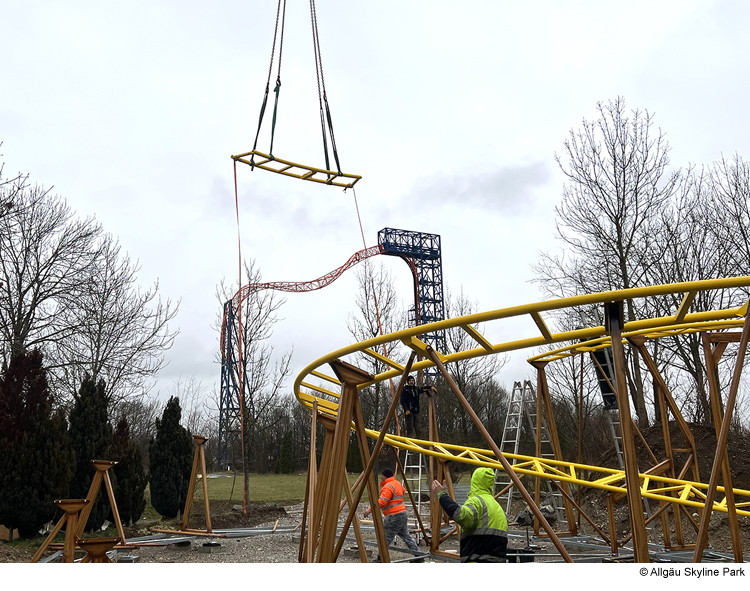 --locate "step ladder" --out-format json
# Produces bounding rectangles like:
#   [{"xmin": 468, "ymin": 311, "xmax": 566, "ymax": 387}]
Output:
[
  {"xmin": 494, "ymin": 380, "xmax": 568, "ymax": 529},
  {"xmin": 494, "ymin": 381, "xmax": 528, "ymax": 514},
  {"xmin": 402, "ymin": 449, "xmax": 429, "ymax": 542}
]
